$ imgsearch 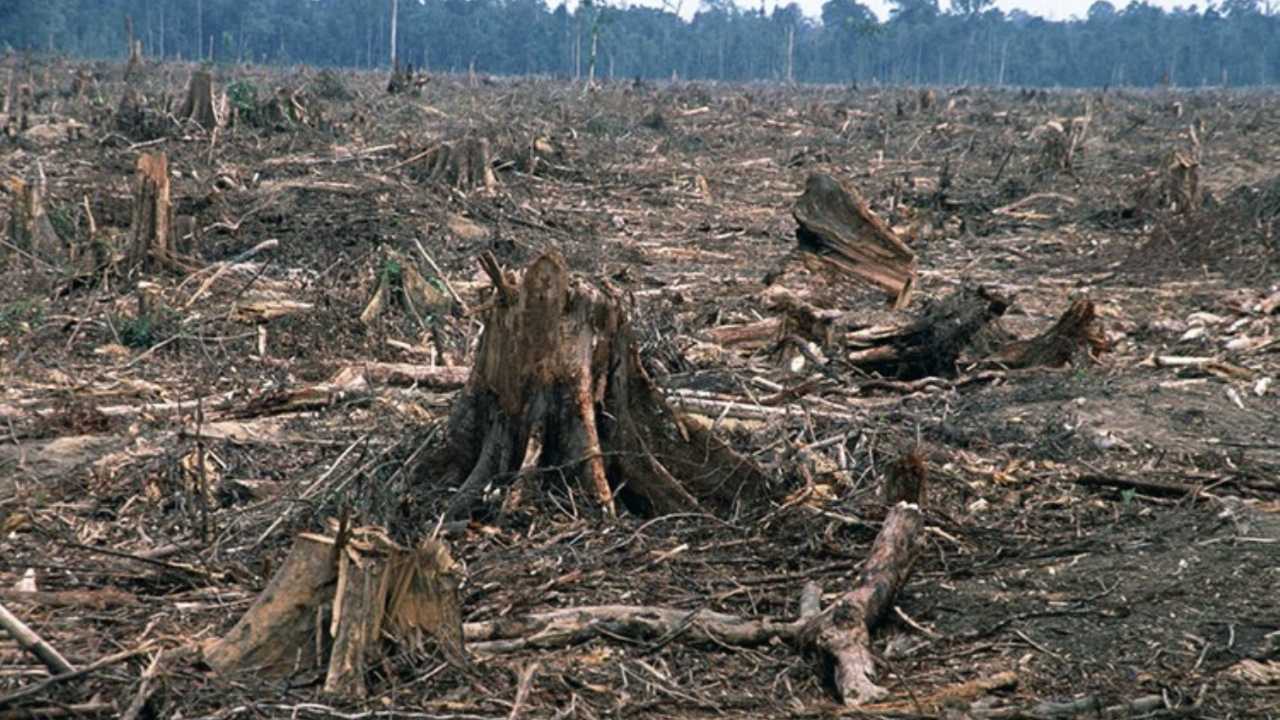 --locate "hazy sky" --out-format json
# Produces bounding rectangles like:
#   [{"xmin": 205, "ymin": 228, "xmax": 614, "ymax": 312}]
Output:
[{"xmin": 621, "ymin": 0, "xmax": 1193, "ymax": 21}]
